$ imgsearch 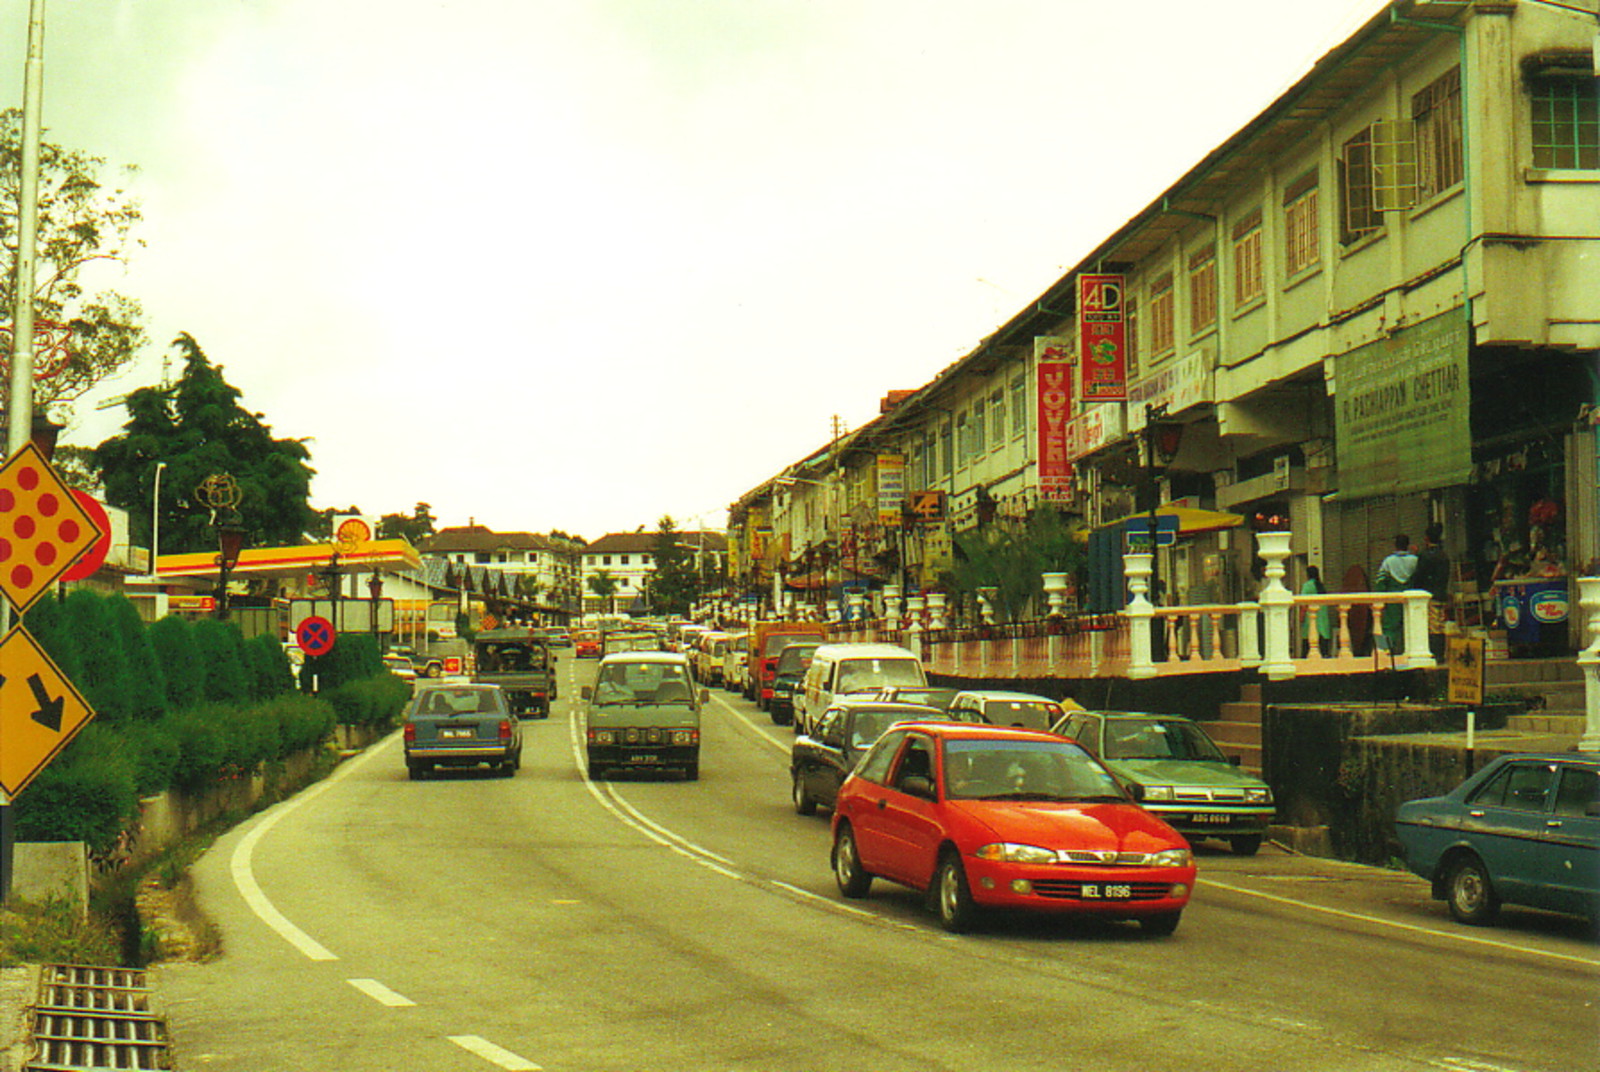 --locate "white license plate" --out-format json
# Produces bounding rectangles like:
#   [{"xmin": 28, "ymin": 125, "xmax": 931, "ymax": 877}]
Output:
[
  {"xmin": 440, "ymin": 728, "xmax": 473, "ymax": 740},
  {"xmin": 1190, "ymin": 813, "xmax": 1233, "ymax": 825},
  {"xmin": 627, "ymin": 754, "xmax": 659, "ymax": 764},
  {"xmin": 1081, "ymin": 884, "xmax": 1132, "ymax": 899}
]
